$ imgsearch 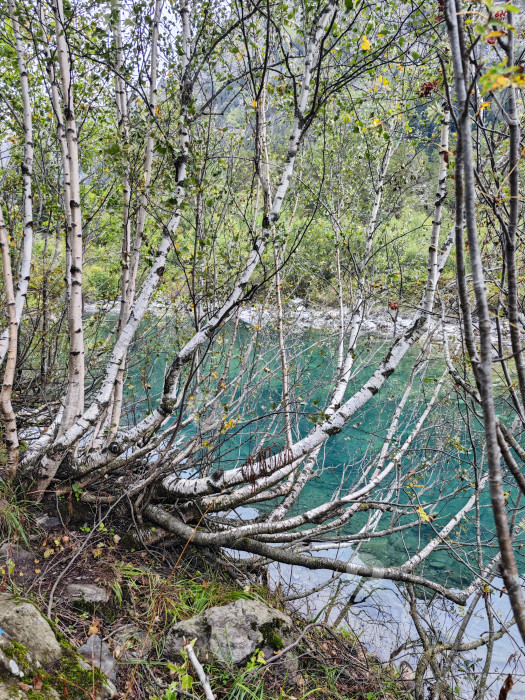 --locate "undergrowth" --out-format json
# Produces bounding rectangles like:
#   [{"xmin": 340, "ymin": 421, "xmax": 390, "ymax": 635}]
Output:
[
  {"xmin": 110, "ymin": 561, "xmax": 269, "ymax": 628},
  {"xmin": 0, "ymin": 478, "xmax": 32, "ymax": 546},
  {"xmin": 0, "ymin": 499, "xmax": 409, "ymax": 700}
]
